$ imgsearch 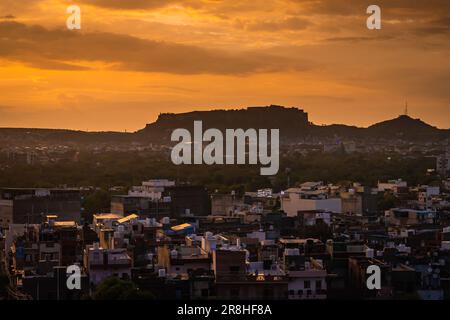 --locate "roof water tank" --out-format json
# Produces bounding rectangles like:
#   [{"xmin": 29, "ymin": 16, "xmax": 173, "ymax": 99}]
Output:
[
  {"xmin": 366, "ymin": 248, "xmax": 375, "ymax": 258},
  {"xmin": 161, "ymin": 217, "xmax": 170, "ymax": 224},
  {"xmin": 158, "ymin": 269, "xmax": 166, "ymax": 277},
  {"xmin": 205, "ymin": 231, "xmax": 213, "ymax": 238}
]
